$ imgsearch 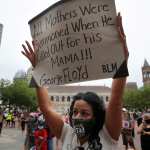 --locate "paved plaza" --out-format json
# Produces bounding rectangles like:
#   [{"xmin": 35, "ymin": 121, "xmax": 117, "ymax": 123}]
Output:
[
  {"xmin": 0, "ymin": 127, "xmax": 25, "ymax": 150},
  {"xmin": 0, "ymin": 126, "xmax": 142, "ymax": 150}
]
